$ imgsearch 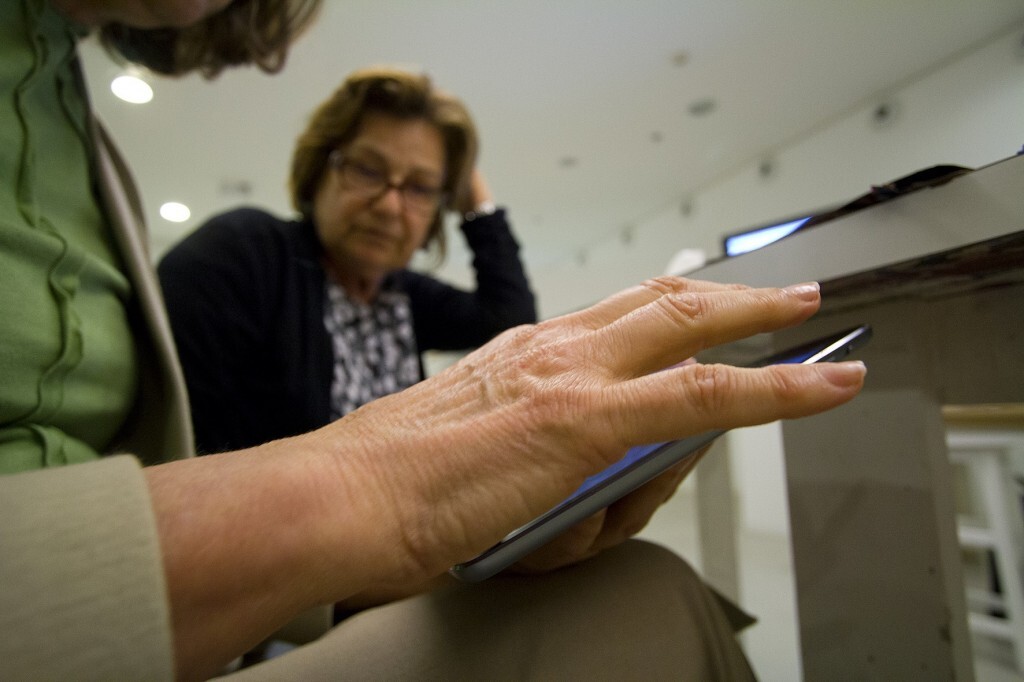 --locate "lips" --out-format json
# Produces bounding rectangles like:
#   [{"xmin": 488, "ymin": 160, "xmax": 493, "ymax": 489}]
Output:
[{"xmin": 354, "ymin": 225, "xmax": 401, "ymax": 245}]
